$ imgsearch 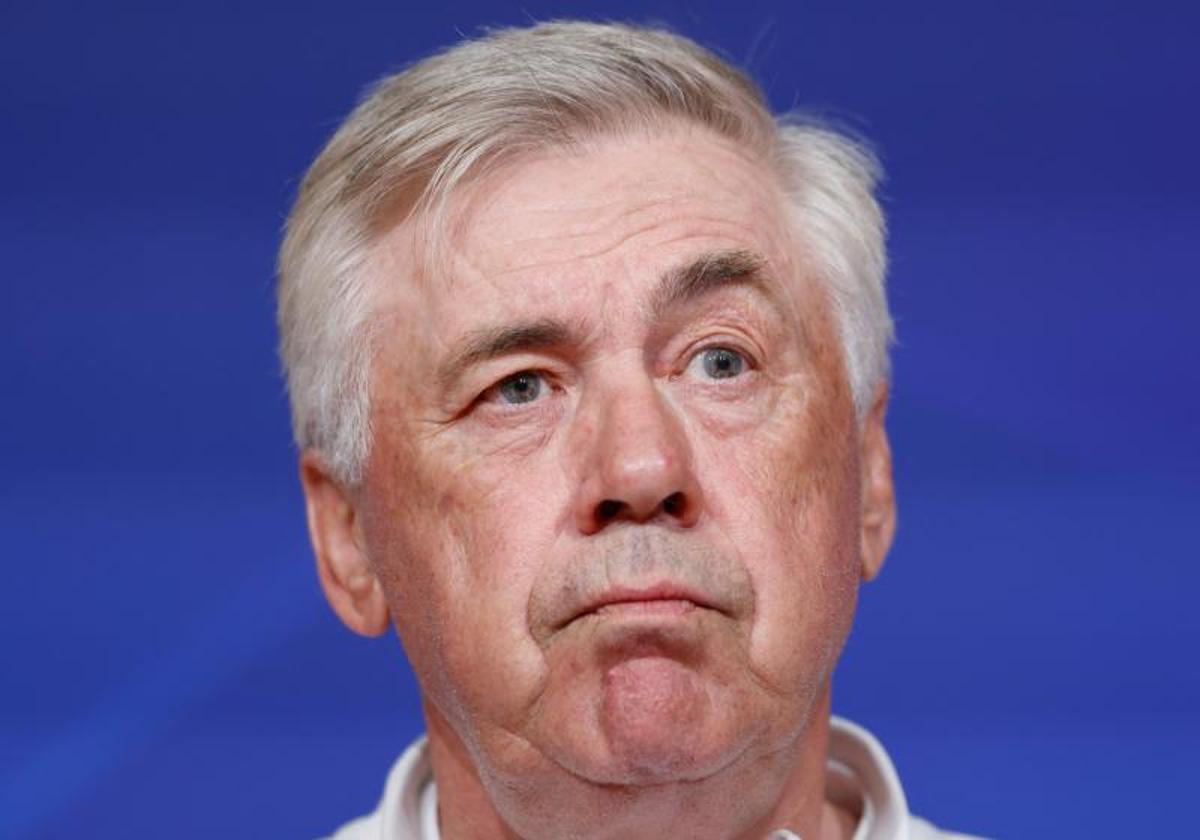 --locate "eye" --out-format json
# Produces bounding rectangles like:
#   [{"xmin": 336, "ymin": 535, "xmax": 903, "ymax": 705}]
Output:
[
  {"xmin": 493, "ymin": 370, "xmax": 546, "ymax": 405},
  {"xmin": 687, "ymin": 346, "xmax": 748, "ymax": 380}
]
